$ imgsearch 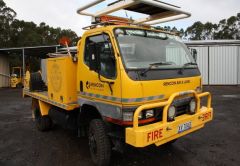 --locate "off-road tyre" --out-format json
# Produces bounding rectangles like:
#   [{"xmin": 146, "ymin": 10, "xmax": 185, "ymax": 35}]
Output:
[
  {"xmin": 88, "ymin": 119, "xmax": 111, "ymax": 166},
  {"xmin": 30, "ymin": 72, "xmax": 47, "ymax": 91},
  {"xmin": 34, "ymin": 109, "xmax": 52, "ymax": 131}
]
